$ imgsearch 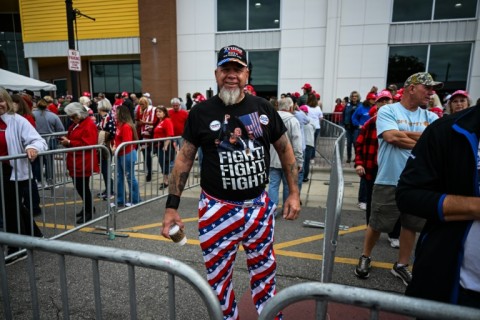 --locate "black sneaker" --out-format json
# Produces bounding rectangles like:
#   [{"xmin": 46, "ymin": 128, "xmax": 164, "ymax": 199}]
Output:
[
  {"xmin": 391, "ymin": 262, "xmax": 412, "ymax": 286},
  {"xmin": 354, "ymin": 255, "xmax": 371, "ymax": 279},
  {"xmin": 5, "ymin": 251, "xmax": 28, "ymax": 266}
]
